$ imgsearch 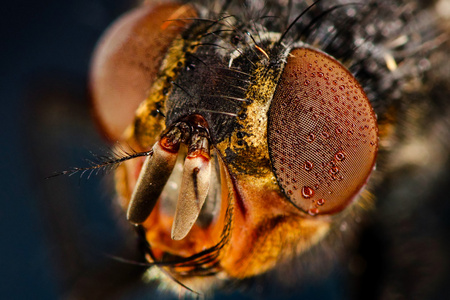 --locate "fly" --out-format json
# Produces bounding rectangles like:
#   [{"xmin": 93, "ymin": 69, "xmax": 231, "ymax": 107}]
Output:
[{"xmin": 54, "ymin": 0, "xmax": 450, "ymax": 298}]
